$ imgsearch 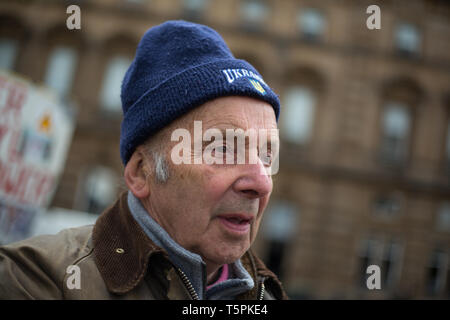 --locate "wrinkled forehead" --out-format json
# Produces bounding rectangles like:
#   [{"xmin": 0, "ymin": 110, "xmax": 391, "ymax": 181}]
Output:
[{"xmin": 183, "ymin": 96, "xmax": 278, "ymax": 132}]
